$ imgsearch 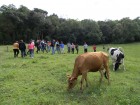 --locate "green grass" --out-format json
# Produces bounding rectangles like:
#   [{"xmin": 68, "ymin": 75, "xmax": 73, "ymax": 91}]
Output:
[{"xmin": 0, "ymin": 43, "xmax": 140, "ymax": 105}]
